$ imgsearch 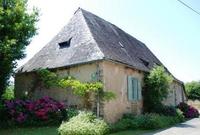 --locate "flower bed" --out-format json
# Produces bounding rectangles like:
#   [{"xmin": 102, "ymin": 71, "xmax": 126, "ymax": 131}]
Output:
[
  {"xmin": 1, "ymin": 96, "xmax": 67, "ymax": 126},
  {"xmin": 177, "ymin": 102, "xmax": 199, "ymax": 118}
]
